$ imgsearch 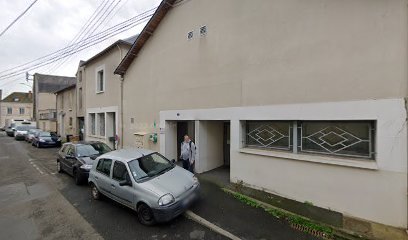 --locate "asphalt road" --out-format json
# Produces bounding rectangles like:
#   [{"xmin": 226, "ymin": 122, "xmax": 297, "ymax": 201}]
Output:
[{"xmin": 0, "ymin": 132, "xmax": 318, "ymax": 240}]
